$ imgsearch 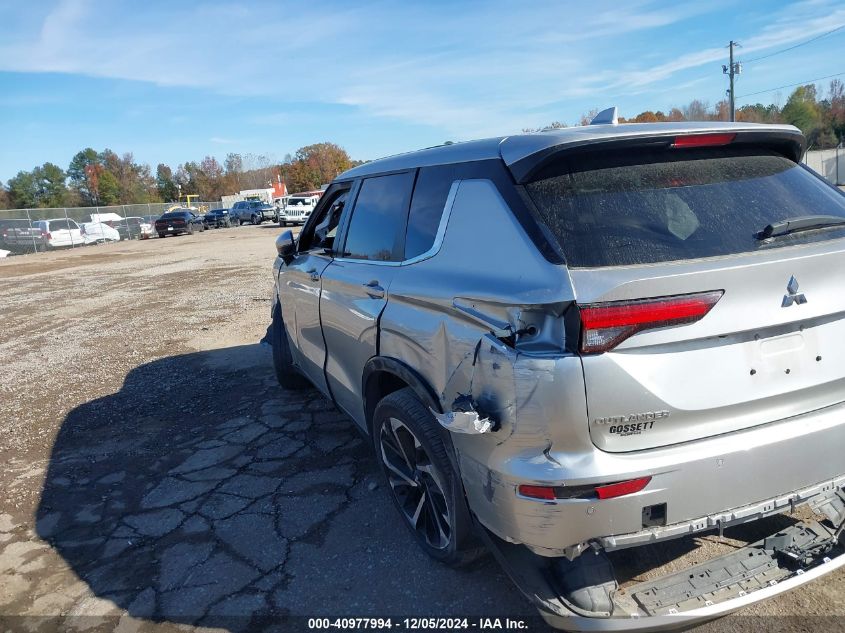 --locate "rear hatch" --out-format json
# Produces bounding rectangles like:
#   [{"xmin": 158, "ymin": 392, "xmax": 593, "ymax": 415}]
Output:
[{"xmin": 523, "ymin": 138, "xmax": 845, "ymax": 452}]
